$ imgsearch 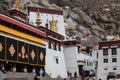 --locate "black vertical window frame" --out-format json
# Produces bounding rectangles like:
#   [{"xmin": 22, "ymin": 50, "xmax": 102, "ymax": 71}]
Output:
[
  {"xmin": 103, "ymin": 59, "xmax": 108, "ymax": 63},
  {"xmin": 78, "ymin": 46, "xmax": 80, "ymax": 53},
  {"xmin": 53, "ymin": 42, "xmax": 57, "ymax": 50},
  {"xmin": 97, "ymin": 53, "xmax": 98, "ymax": 58},
  {"xmin": 103, "ymin": 49, "xmax": 108, "ymax": 56},
  {"xmin": 86, "ymin": 46, "xmax": 90, "ymax": 54},
  {"xmin": 112, "ymin": 58, "xmax": 117, "ymax": 62},
  {"xmin": 48, "ymin": 40, "xmax": 51, "ymax": 49},
  {"xmin": 58, "ymin": 43, "xmax": 61, "ymax": 51},
  {"xmin": 111, "ymin": 48, "xmax": 117, "ymax": 55},
  {"xmin": 6, "ymin": 37, "xmax": 17, "ymax": 61},
  {"xmin": 0, "ymin": 35, "xmax": 5, "ymax": 59},
  {"xmin": 56, "ymin": 58, "xmax": 59, "ymax": 64}
]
